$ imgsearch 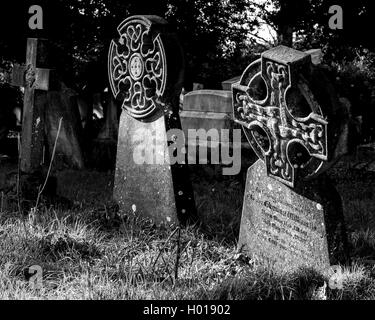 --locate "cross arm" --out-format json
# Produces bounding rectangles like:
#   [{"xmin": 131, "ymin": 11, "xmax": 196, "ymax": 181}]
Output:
[{"xmin": 11, "ymin": 64, "xmax": 51, "ymax": 91}]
